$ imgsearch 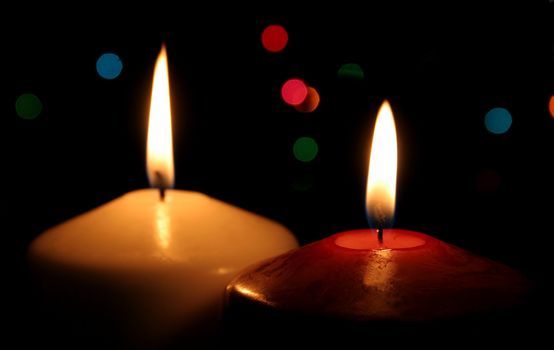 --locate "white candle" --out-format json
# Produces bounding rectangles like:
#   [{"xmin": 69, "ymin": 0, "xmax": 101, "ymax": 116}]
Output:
[{"xmin": 28, "ymin": 45, "xmax": 298, "ymax": 348}]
